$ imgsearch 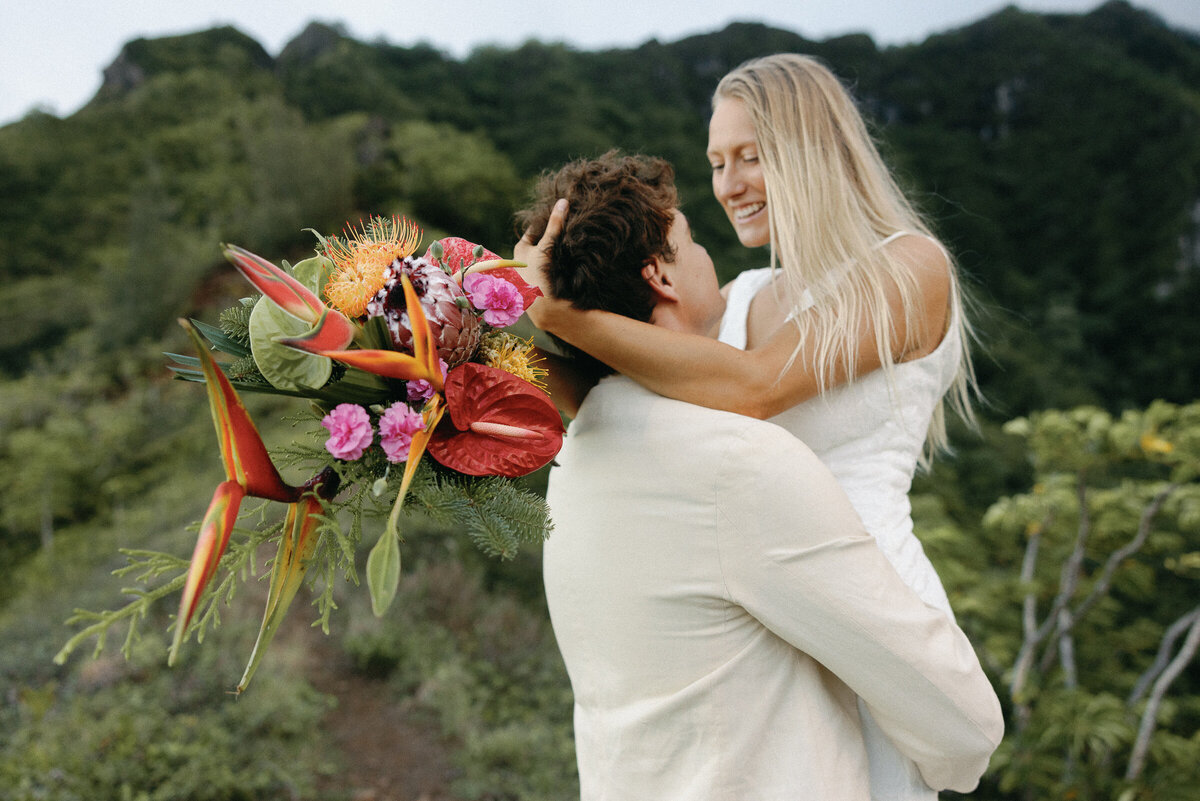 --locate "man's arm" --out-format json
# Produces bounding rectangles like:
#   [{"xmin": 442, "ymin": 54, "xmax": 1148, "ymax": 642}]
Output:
[{"xmin": 716, "ymin": 422, "xmax": 1004, "ymax": 793}]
